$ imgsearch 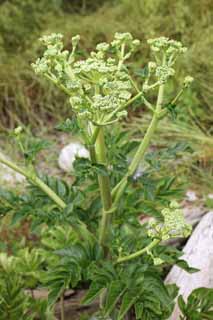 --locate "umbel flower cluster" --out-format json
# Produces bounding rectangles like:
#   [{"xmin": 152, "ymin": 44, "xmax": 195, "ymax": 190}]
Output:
[
  {"xmin": 148, "ymin": 201, "xmax": 192, "ymax": 241},
  {"xmin": 32, "ymin": 33, "xmax": 192, "ymax": 126},
  {"xmin": 32, "ymin": 33, "xmax": 140, "ymax": 124}
]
